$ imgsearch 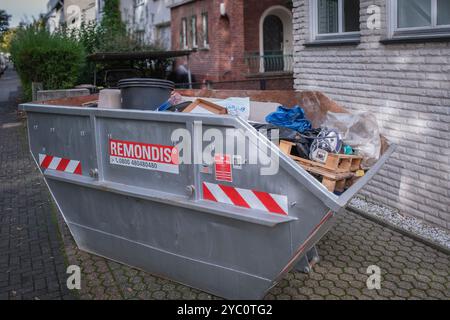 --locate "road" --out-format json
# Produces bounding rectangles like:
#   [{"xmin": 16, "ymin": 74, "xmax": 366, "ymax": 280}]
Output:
[{"xmin": 0, "ymin": 68, "xmax": 449, "ymax": 300}]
